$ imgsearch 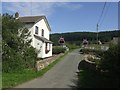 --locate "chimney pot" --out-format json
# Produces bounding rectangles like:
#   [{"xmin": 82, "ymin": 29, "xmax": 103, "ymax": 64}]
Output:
[{"xmin": 15, "ymin": 12, "xmax": 19, "ymax": 19}]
